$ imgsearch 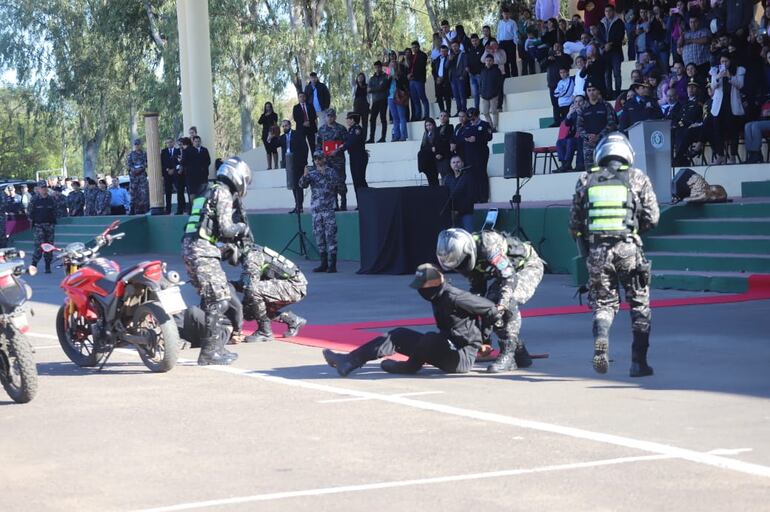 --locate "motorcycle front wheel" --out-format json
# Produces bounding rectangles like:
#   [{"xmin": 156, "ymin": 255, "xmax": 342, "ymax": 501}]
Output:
[
  {"xmin": 132, "ymin": 302, "xmax": 180, "ymax": 373},
  {"xmin": 0, "ymin": 327, "xmax": 39, "ymax": 403},
  {"xmin": 56, "ymin": 304, "xmax": 99, "ymax": 367}
]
